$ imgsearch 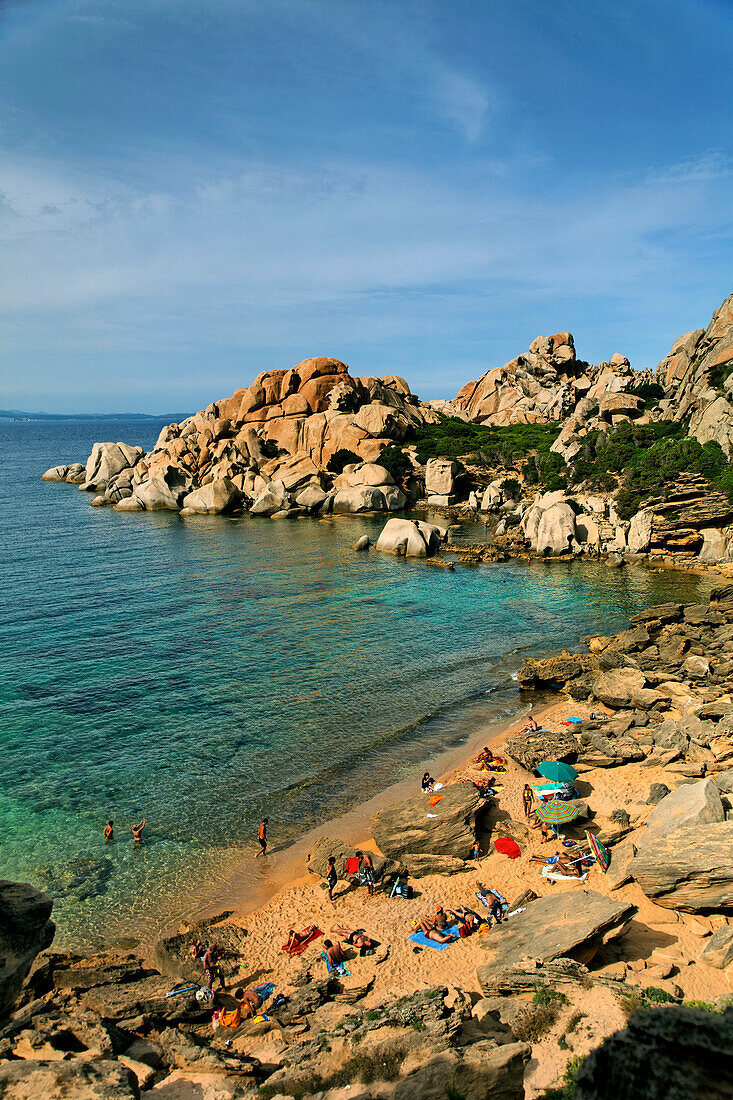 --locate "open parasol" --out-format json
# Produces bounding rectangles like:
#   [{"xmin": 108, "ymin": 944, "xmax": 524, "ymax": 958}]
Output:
[
  {"xmin": 537, "ymin": 760, "xmax": 578, "ymax": 784},
  {"xmin": 585, "ymin": 830, "xmax": 610, "ymax": 872},
  {"xmin": 534, "ymin": 799, "xmax": 580, "ymax": 826}
]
